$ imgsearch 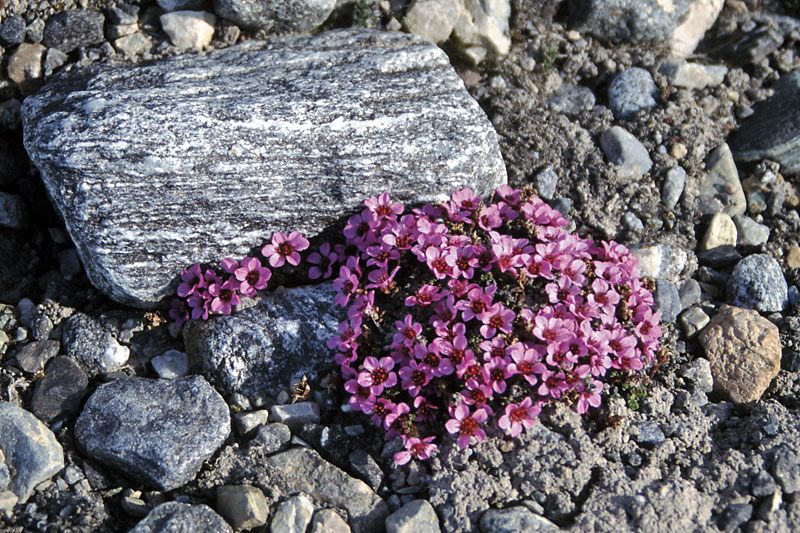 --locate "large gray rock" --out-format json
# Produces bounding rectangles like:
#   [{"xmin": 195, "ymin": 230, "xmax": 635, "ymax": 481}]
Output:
[
  {"xmin": 731, "ymin": 69, "xmax": 800, "ymax": 175},
  {"xmin": 0, "ymin": 403, "xmax": 64, "ymax": 503},
  {"xmin": 568, "ymin": 0, "xmax": 691, "ymax": 44},
  {"xmin": 74, "ymin": 376, "xmax": 230, "ymax": 491},
  {"xmin": 130, "ymin": 502, "xmax": 233, "ymax": 533},
  {"xmin": 22, "ymin": 29, "xmax": 506, "ymax": 308},
  {"xmin": 213, "ymin": 0, "xmax": 335, "ymax": 31},
  {"xmin": 184, "ymin": 282, "xmax": 344, "ymax": 398},
  {"xmin": 267, "ymin": 447, "xmax": 389, "ymax": 533}
]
